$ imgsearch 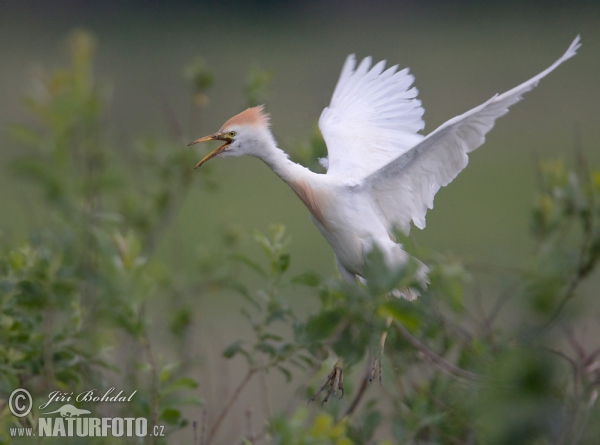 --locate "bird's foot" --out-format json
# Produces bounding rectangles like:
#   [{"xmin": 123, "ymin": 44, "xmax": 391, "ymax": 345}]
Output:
[
  {"xmin": 368, "ymin": 356, "xmax": 382, "ymax": 384},
  {"xmin": 309, "ymin": 359, "xmax": 344, "ymax": 405},
  {"xmin": 368, "ymin": 314, "xmax": 393, "ymax": 384}
]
